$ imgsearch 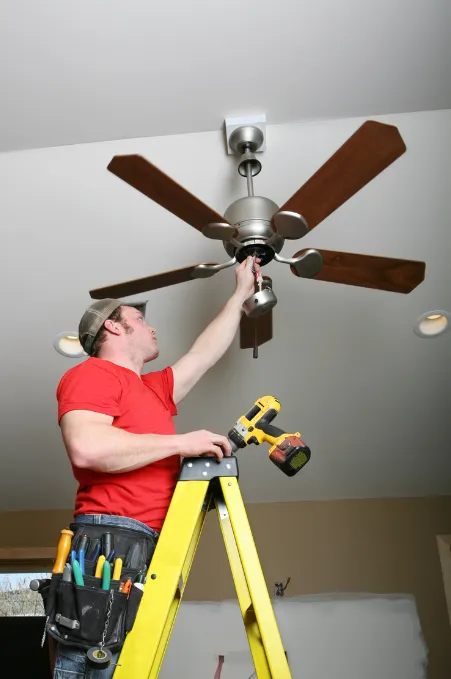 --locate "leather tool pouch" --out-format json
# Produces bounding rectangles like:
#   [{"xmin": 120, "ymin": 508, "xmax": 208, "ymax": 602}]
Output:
[{"xmin": 41, "ymin": 522, "xmax": 157, "ymax": 652}]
